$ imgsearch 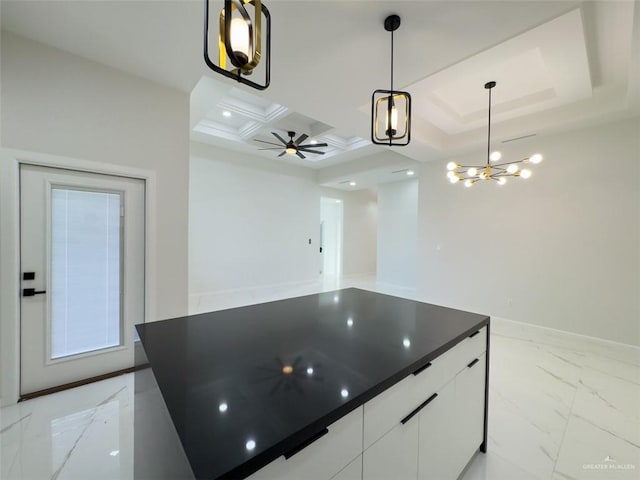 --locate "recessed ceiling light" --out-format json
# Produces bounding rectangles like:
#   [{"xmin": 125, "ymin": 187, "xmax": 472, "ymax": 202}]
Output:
[
  {"xmin": 349, "ymin": 181, "xmax": 356, "ymax": 187},
  {"xmin": 406, "ymin": 170, "xmax": 415, "ymax": 176},
  {"xmin": 222, "ymin": 111, "xmax": 232, "ymax": 117},
  {"xmin": 310, "ymin": 139, "xmax": 318, "ymax": 145}
]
